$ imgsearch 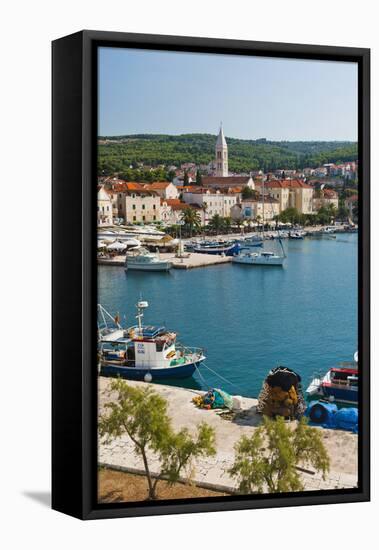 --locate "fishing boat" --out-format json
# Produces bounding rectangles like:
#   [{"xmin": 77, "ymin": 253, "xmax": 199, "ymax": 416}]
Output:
[
  {"xmin": 193, "ymin": 242, "xmax": 241, "ymax": 255},
  {"xmin": 306, "ymin": 353, "xmax": 358, "ymax": 405},
  {"xmin": 125, "ymin": 247, "xmax": 172, "ymax": 271},
  {"xmin": 232, "ymin": 178, "xmax": 286, "ymax": 266},
  {"xmin": 98, "ymin": 301, "xmax": 205, "ymax": 380}
]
